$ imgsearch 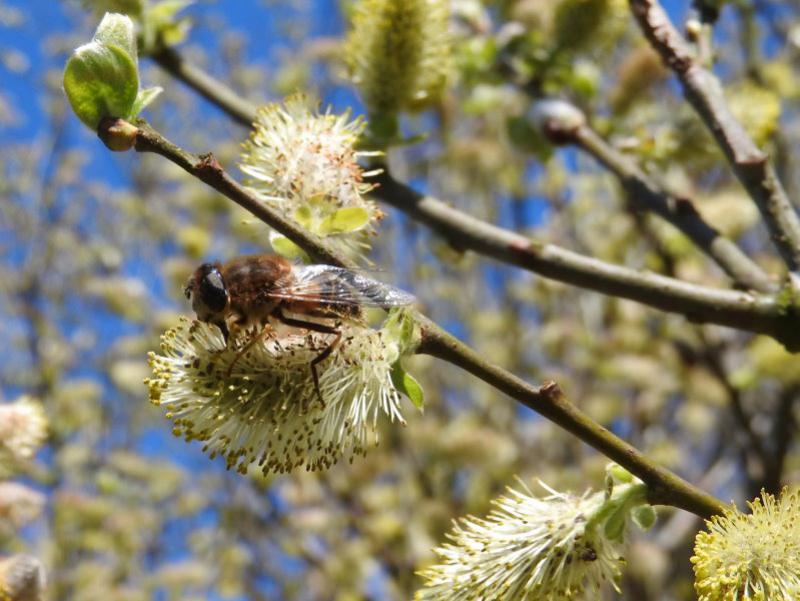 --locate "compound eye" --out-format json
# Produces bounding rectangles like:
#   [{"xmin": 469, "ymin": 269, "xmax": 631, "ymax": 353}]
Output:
[
  {"xmin": 200, "ymin": 268, "xmax": 228, "ymax": 313},
  {"xmin": 183, "ymin": 285, "xmax": 192, "ymax": 300}
]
